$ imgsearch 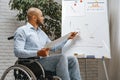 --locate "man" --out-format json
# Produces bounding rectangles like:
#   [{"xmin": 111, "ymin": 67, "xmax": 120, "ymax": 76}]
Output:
[{"xmin": 14, "ymin": 7, "xmax": 81, "ymax": 80}]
